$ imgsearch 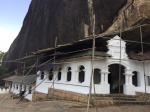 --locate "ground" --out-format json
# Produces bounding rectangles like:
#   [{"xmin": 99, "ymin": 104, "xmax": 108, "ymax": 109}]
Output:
[{"xmin": 0, "ymin": 94, "xmax": 150, "ymax": 112}]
